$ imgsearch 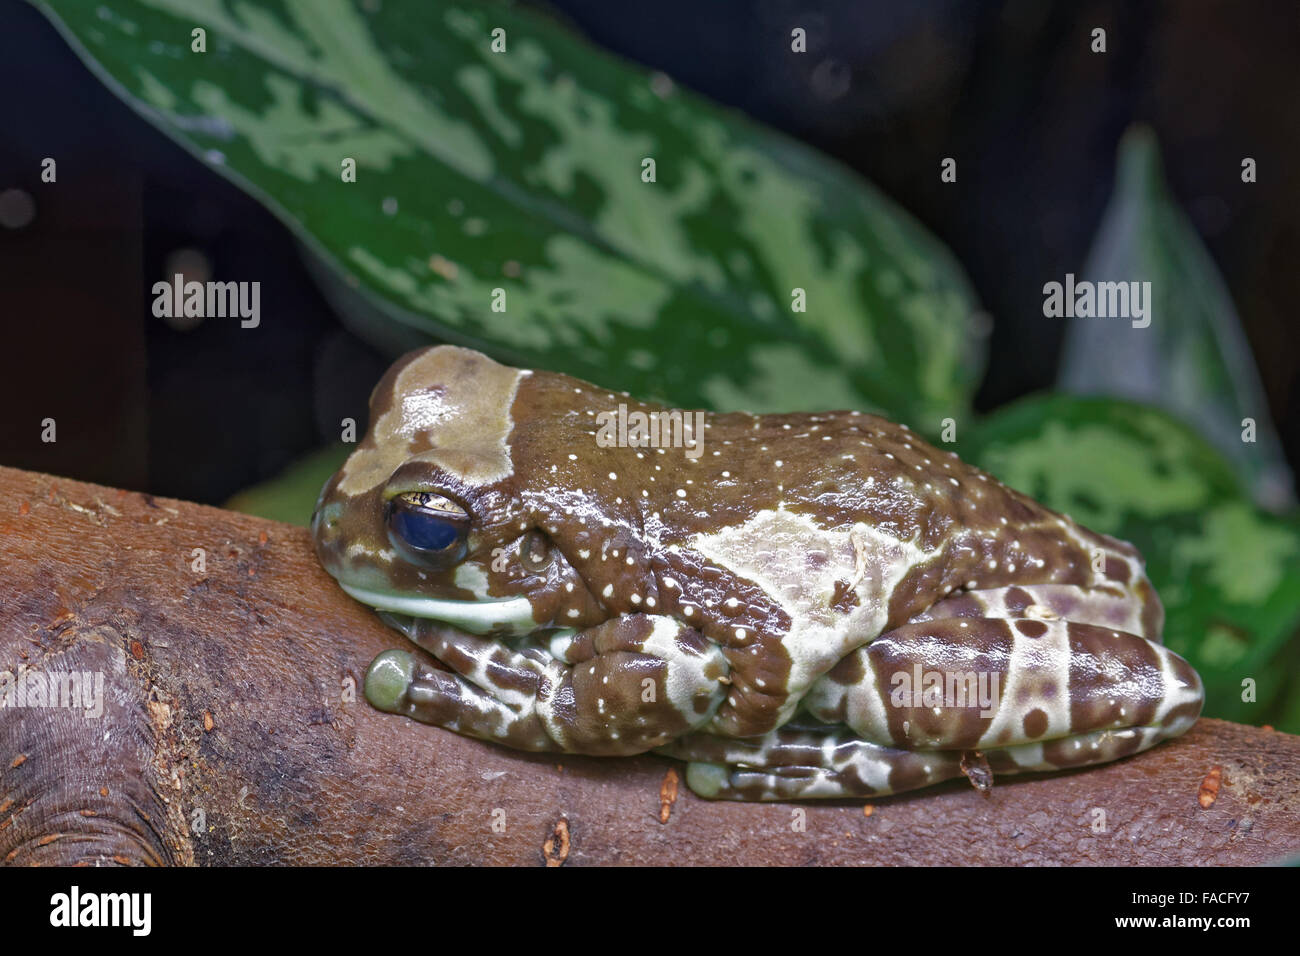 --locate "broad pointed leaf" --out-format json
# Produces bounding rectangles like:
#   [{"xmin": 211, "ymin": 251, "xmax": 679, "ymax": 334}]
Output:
[
  {"xmin": 1058, "ymin": 125, "xmax": 1292, "ymax": 509},
  {"xmin": 36, "ymin": 0, "xmax": 984, "ymax": 425}
]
